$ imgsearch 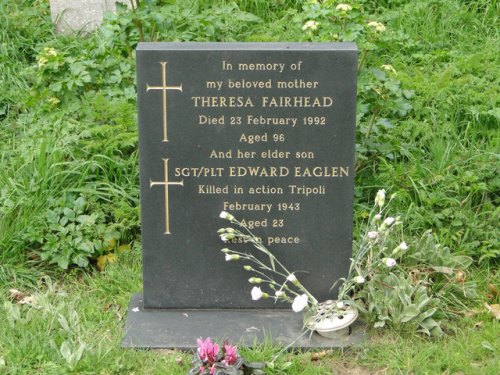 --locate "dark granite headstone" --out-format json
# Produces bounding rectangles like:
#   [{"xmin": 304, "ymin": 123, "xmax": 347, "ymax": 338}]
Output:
[{"xmin": 123, "ymin": 42, "xmax": 359, "ymax": 348}]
